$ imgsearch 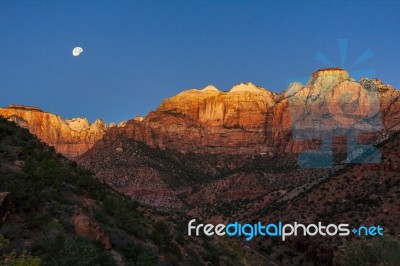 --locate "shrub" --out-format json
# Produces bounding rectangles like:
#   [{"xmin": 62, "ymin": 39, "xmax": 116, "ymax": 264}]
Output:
[{"xmin": 334, "ymin": 236, "xmax": 400, "ymax": 265}]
